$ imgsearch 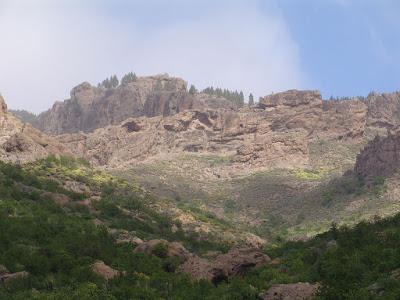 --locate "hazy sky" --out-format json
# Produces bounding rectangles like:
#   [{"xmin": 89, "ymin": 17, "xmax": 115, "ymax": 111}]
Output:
[{"xmin": 0, "ymin": 0, "xmax": 399, "ymax": 113}]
